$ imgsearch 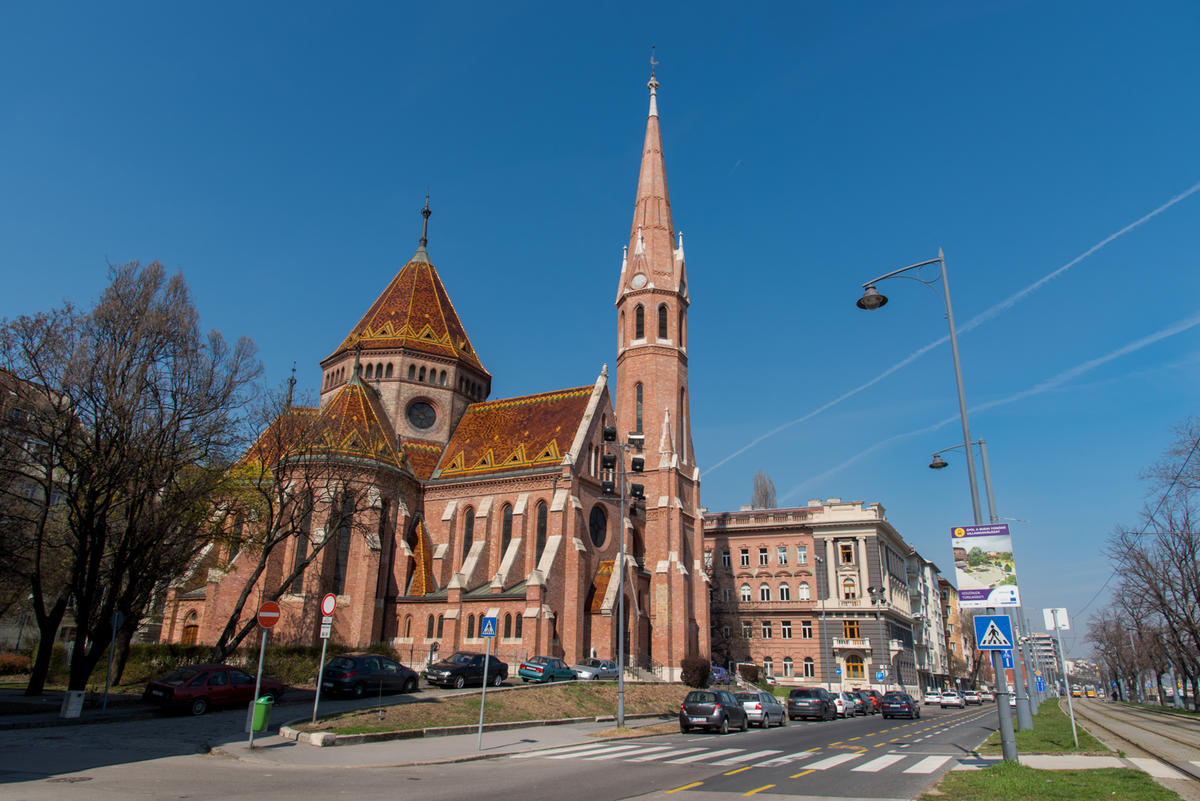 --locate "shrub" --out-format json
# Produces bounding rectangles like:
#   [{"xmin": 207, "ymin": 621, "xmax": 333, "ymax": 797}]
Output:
[
  {"xmin": 680, "ymin": 656, "xmax": 710, "ymax": 688},
  {"xmin": 737, "ymin": 663, "xmax": 759, "ymax": 684},
  {"xmin": 0, "ymin": 652, "xmax": 31, "ymax": 675}
]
